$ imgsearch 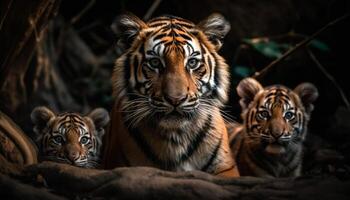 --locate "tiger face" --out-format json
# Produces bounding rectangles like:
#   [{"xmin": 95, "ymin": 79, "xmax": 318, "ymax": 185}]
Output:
[
  {"xmin": 112, "ymin": 13, "xmax": 230, "ymax": 129},
  {"xmin": 31, "ymin": 107, "xmax": 110, "ymax": 168},
  {"xmin": 237, "ymin": 78, "xmax": 318, "ymax": 156}
]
